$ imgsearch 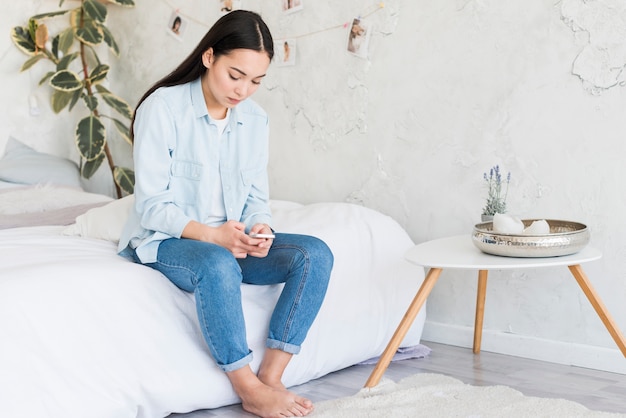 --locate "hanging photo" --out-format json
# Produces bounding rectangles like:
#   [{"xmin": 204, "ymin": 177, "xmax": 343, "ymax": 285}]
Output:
[
  {"xmin": 282, "ymin": 0, "xmax": 303, "ymax": 14},
  {"xmin": 167, "ymin": 12, "xmax": 187, "ymax": 40},
  {"xmin": 219, "ymin": 0, "xmax": 241, "ymax": 14},
  {"xmin": 275, "ymin": 39, "xmax": 296, "ymax": 66},
  {"xmin": 346, "ymin": 17, "xmax": 371, "ymax": 59}
]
